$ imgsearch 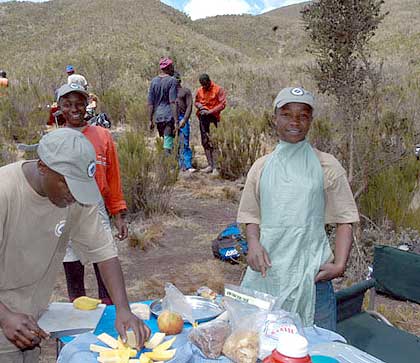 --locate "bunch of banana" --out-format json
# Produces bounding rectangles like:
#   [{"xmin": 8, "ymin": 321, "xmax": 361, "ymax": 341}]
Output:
[{"xmin": 73, "ymin": 296, "xmax": 102, "ymax": 310}]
